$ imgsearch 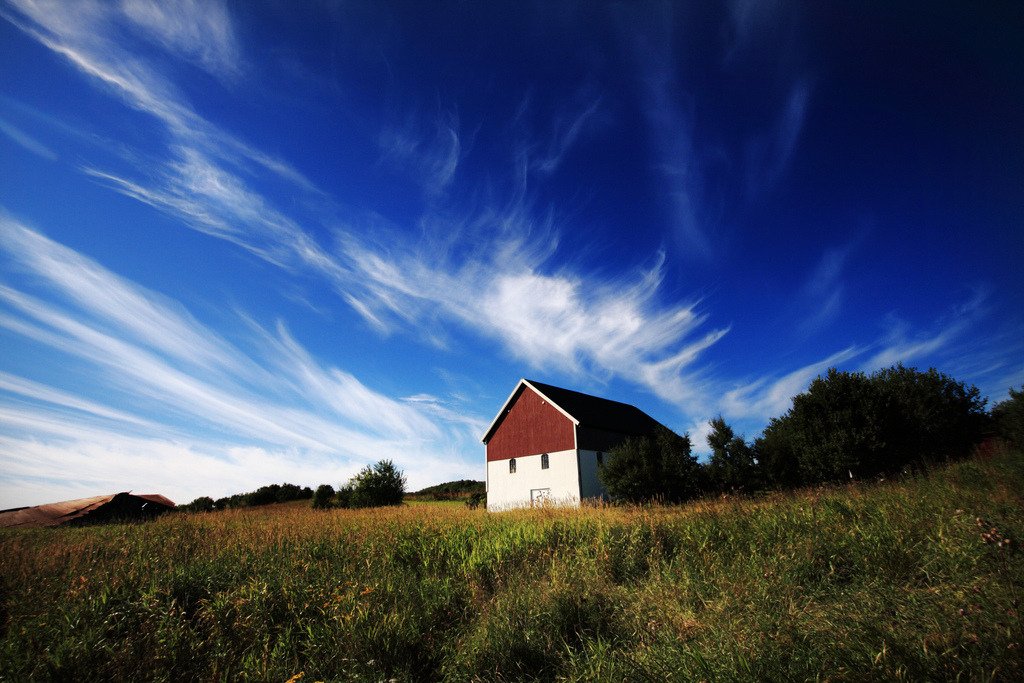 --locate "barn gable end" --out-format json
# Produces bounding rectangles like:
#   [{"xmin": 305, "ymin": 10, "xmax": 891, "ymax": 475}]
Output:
[{"xmin": 484, "ymin": 383, "xmax": 575, "ymax": 461}]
